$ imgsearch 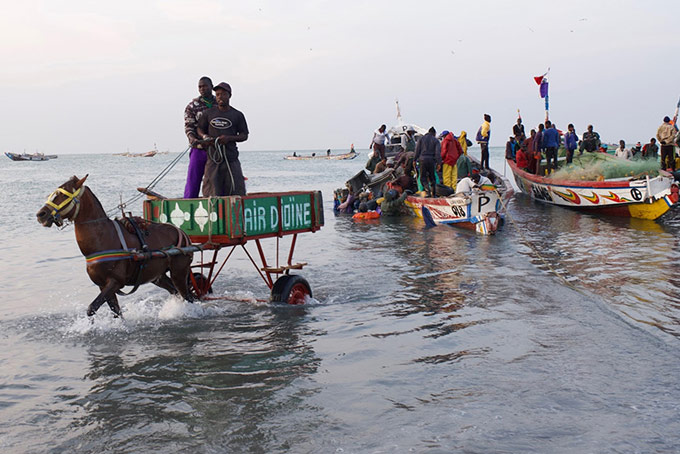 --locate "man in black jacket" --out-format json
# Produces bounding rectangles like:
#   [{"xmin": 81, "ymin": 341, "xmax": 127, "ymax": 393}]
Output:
[{"xmin": 413, "ymin": 127, "xmax": 442, "ymax": 198}]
